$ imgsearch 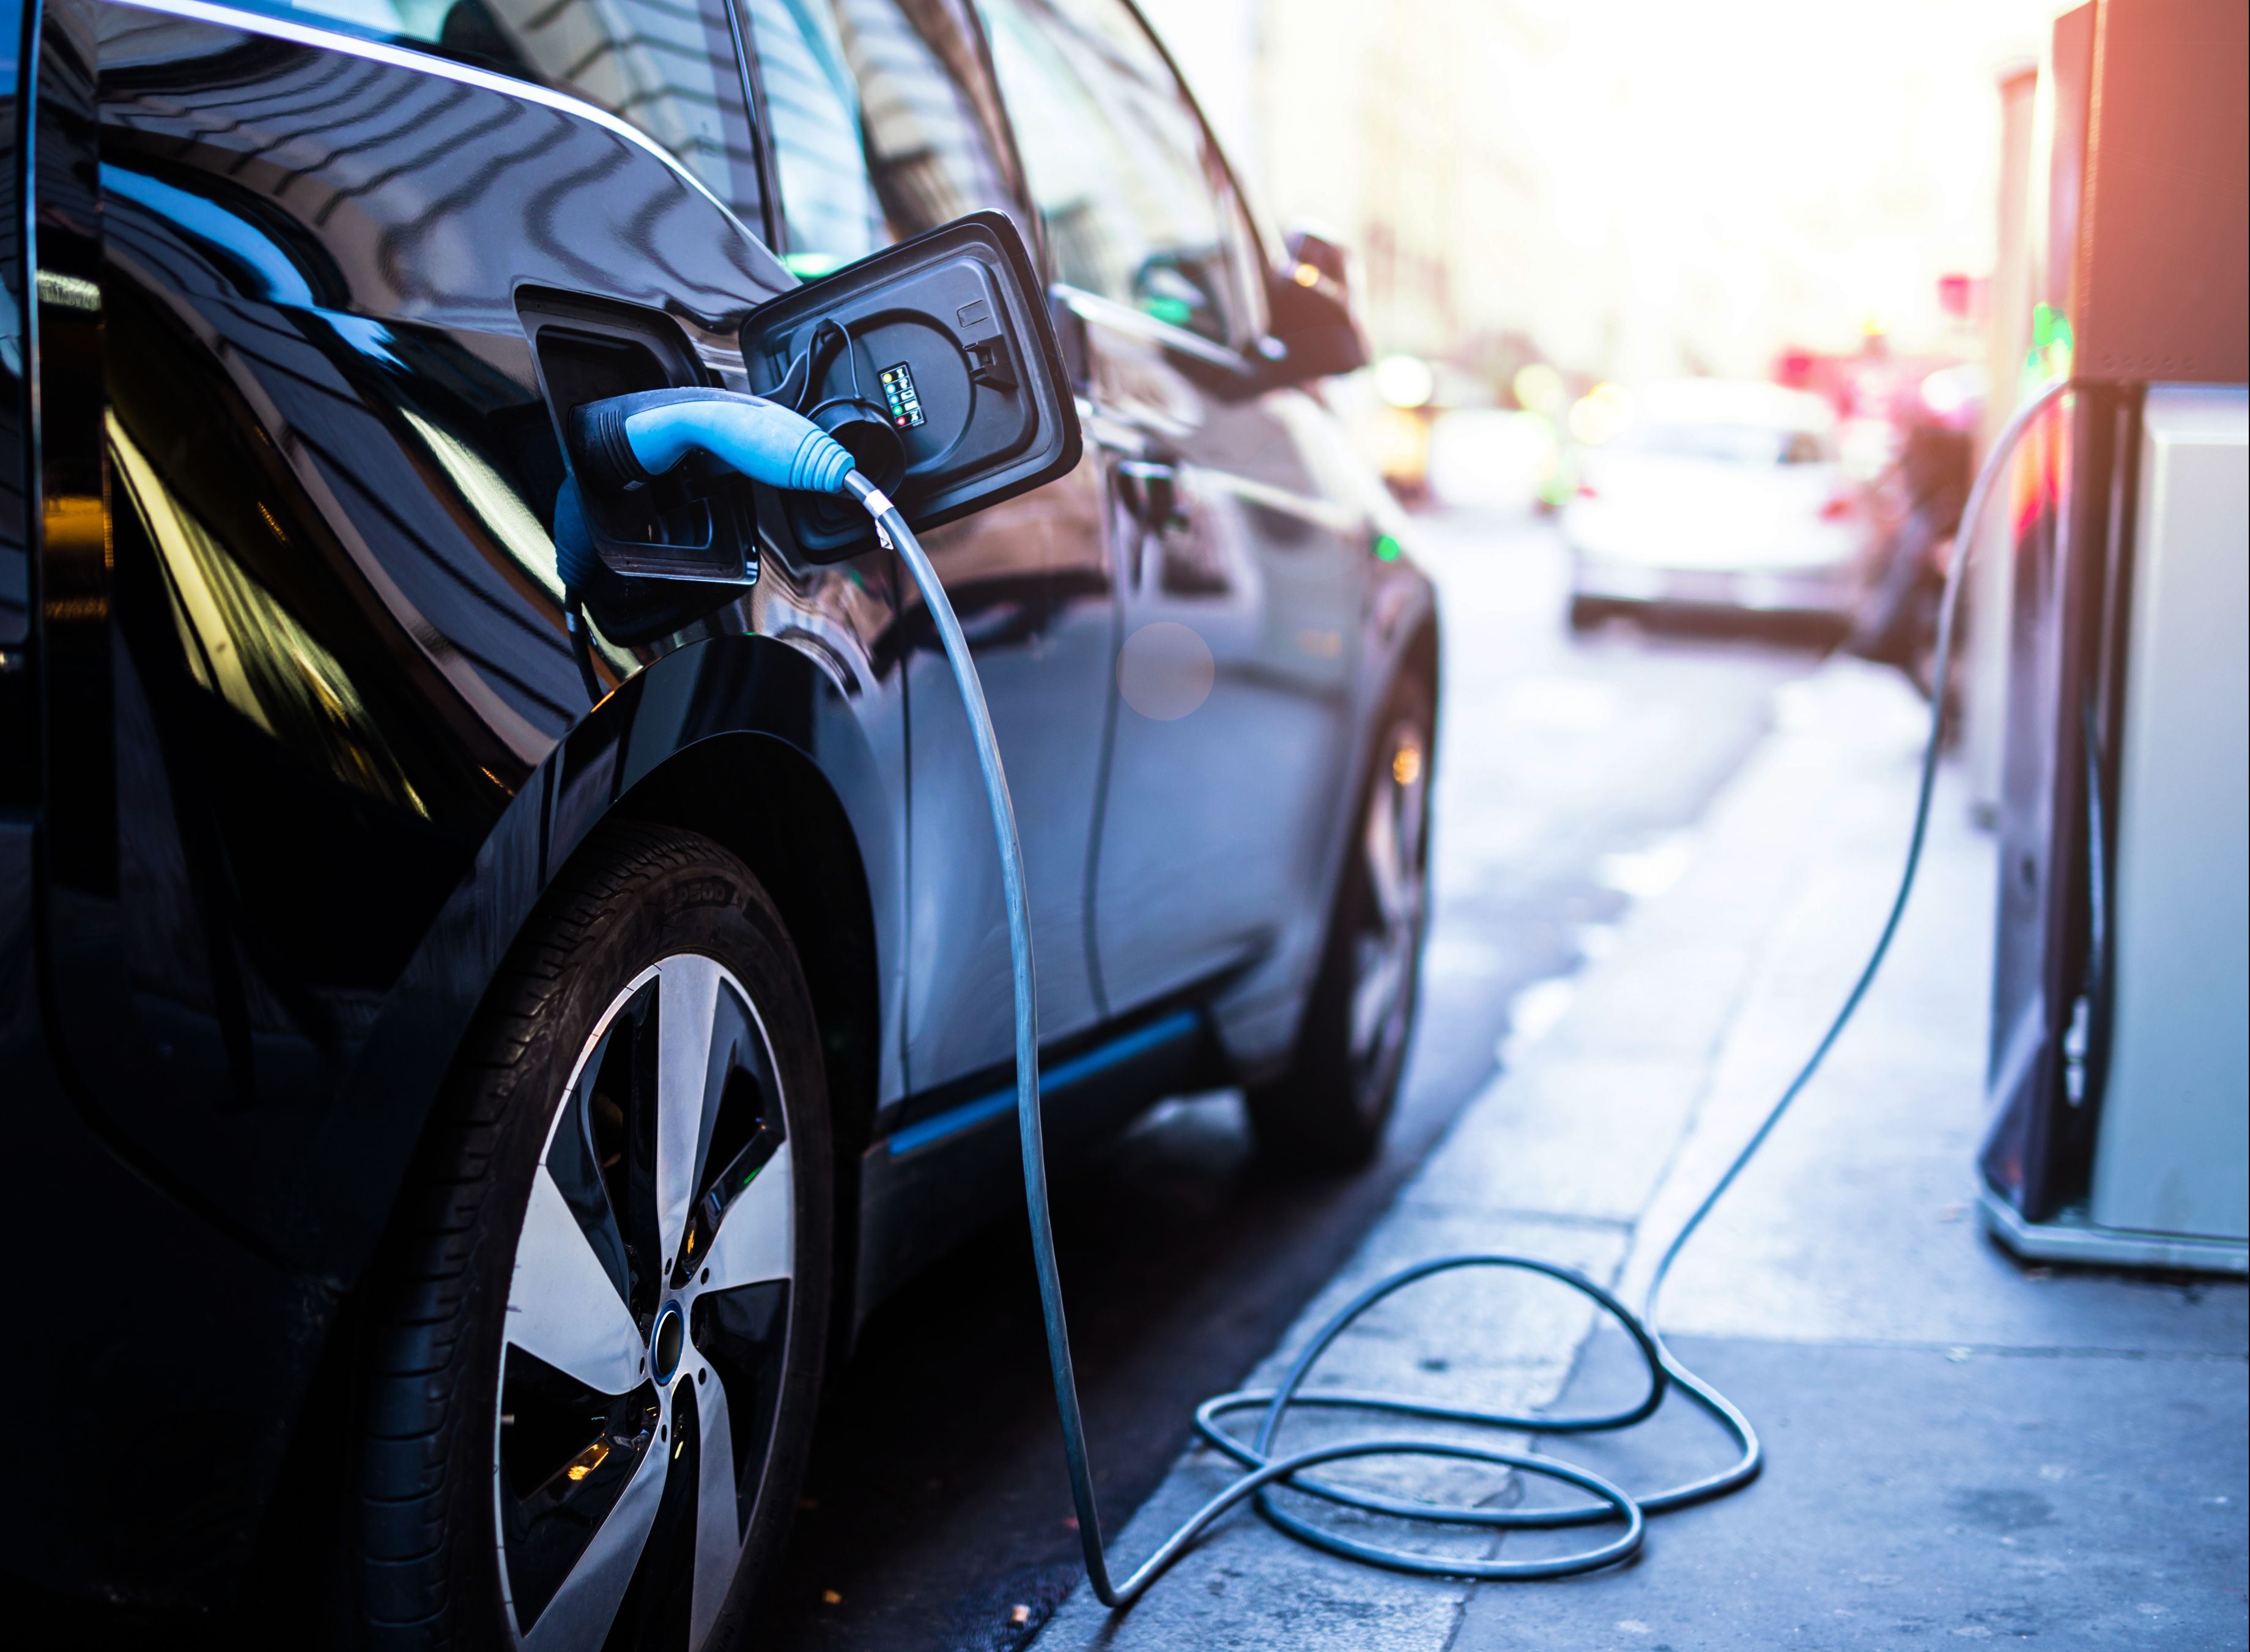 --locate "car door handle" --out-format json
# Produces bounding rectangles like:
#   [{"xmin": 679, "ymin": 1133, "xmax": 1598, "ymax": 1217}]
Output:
[{"xmin": 1117, "ymin": 459, "xmax": 1188, "ymax": 534}]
